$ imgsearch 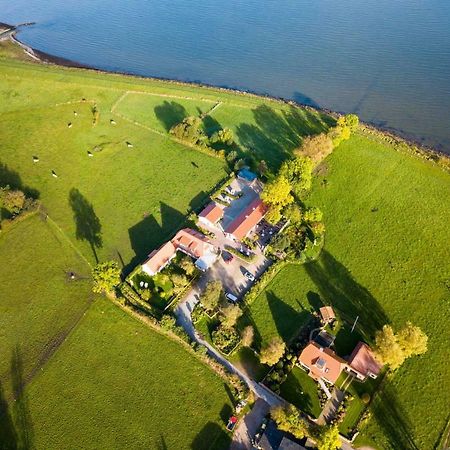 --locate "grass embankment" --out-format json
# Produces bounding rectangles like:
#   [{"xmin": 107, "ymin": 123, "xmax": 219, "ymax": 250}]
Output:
[{"xmin": 245, "ymin": 134, "xmax": 450, "ymax": 449}]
